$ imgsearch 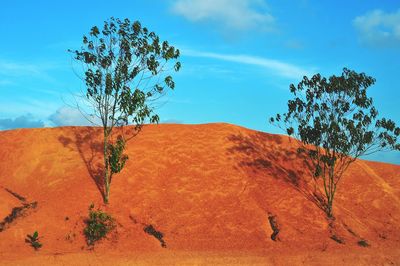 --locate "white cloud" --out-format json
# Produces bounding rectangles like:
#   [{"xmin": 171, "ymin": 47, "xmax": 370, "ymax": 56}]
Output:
[
  {"xmin": 0, "ymin": 61, "xmax": 41, "ymax": 76},
  {"xmin": 171, "ymin": 0, "xmax": 274, "ymax": 31},
  {"xmin": 0, "ymin": 114, "xmax": 44, "ymax": 130},
  {"xmin": 49, "ymin": 106, "xmax": 94, "ymax": 127},
  {"xmin": 353, "ymin": 9, "xmax": 400, "ymax": 48},
  {"xmin": 183, "ymin": 49, "xmax": 312, "ymax": 79}
]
